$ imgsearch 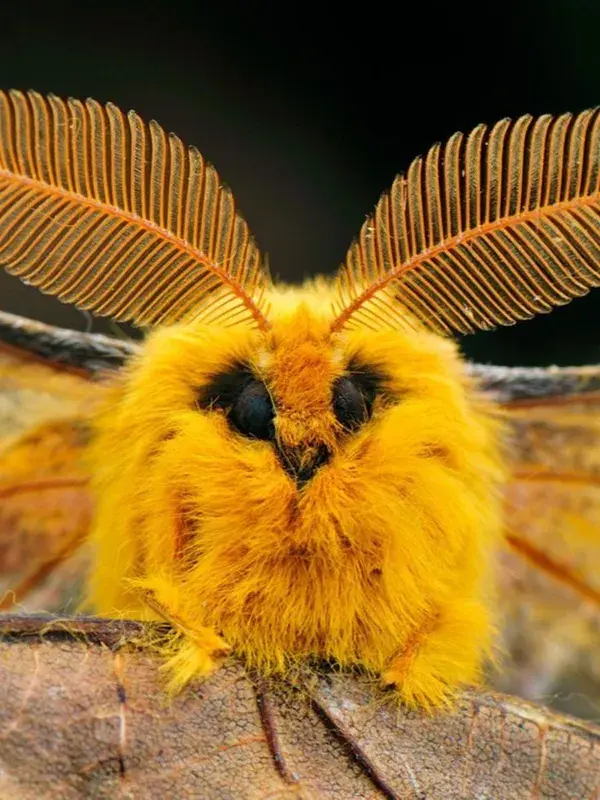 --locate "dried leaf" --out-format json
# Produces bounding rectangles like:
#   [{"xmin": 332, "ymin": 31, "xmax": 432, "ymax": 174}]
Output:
[{"xmin": 0, "ymin": 615, "xmax": 598, "ymax": 799}]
